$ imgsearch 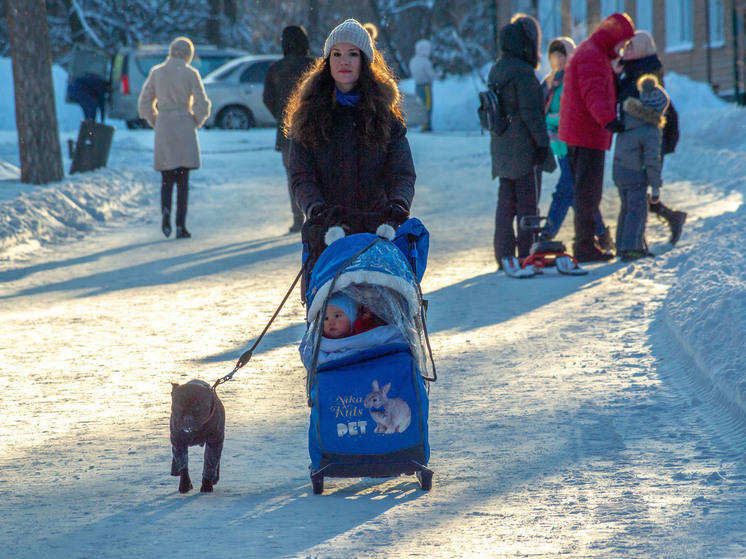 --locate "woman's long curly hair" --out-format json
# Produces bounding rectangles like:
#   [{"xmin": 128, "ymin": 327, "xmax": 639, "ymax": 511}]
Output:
[{"xmin": 284, "ymin": 49, "xmax": 404, "ymax": 150}]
